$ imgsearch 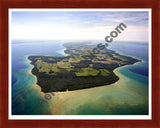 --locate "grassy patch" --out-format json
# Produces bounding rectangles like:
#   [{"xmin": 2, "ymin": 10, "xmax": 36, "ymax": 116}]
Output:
[
  {"xmin": 76, "ymin": 68, "xmax": 99, "ymax": 76},
  {"xmin": 100, "ymin": 69, "xmax": 110, "ymax": 76}
]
